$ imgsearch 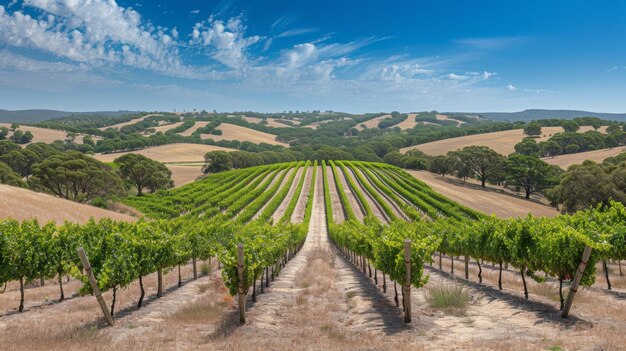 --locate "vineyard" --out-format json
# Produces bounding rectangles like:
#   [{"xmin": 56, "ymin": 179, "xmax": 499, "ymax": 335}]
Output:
[{"xmin": 1, "ymin": 160, "xmax": 625, "ymax": 349}]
